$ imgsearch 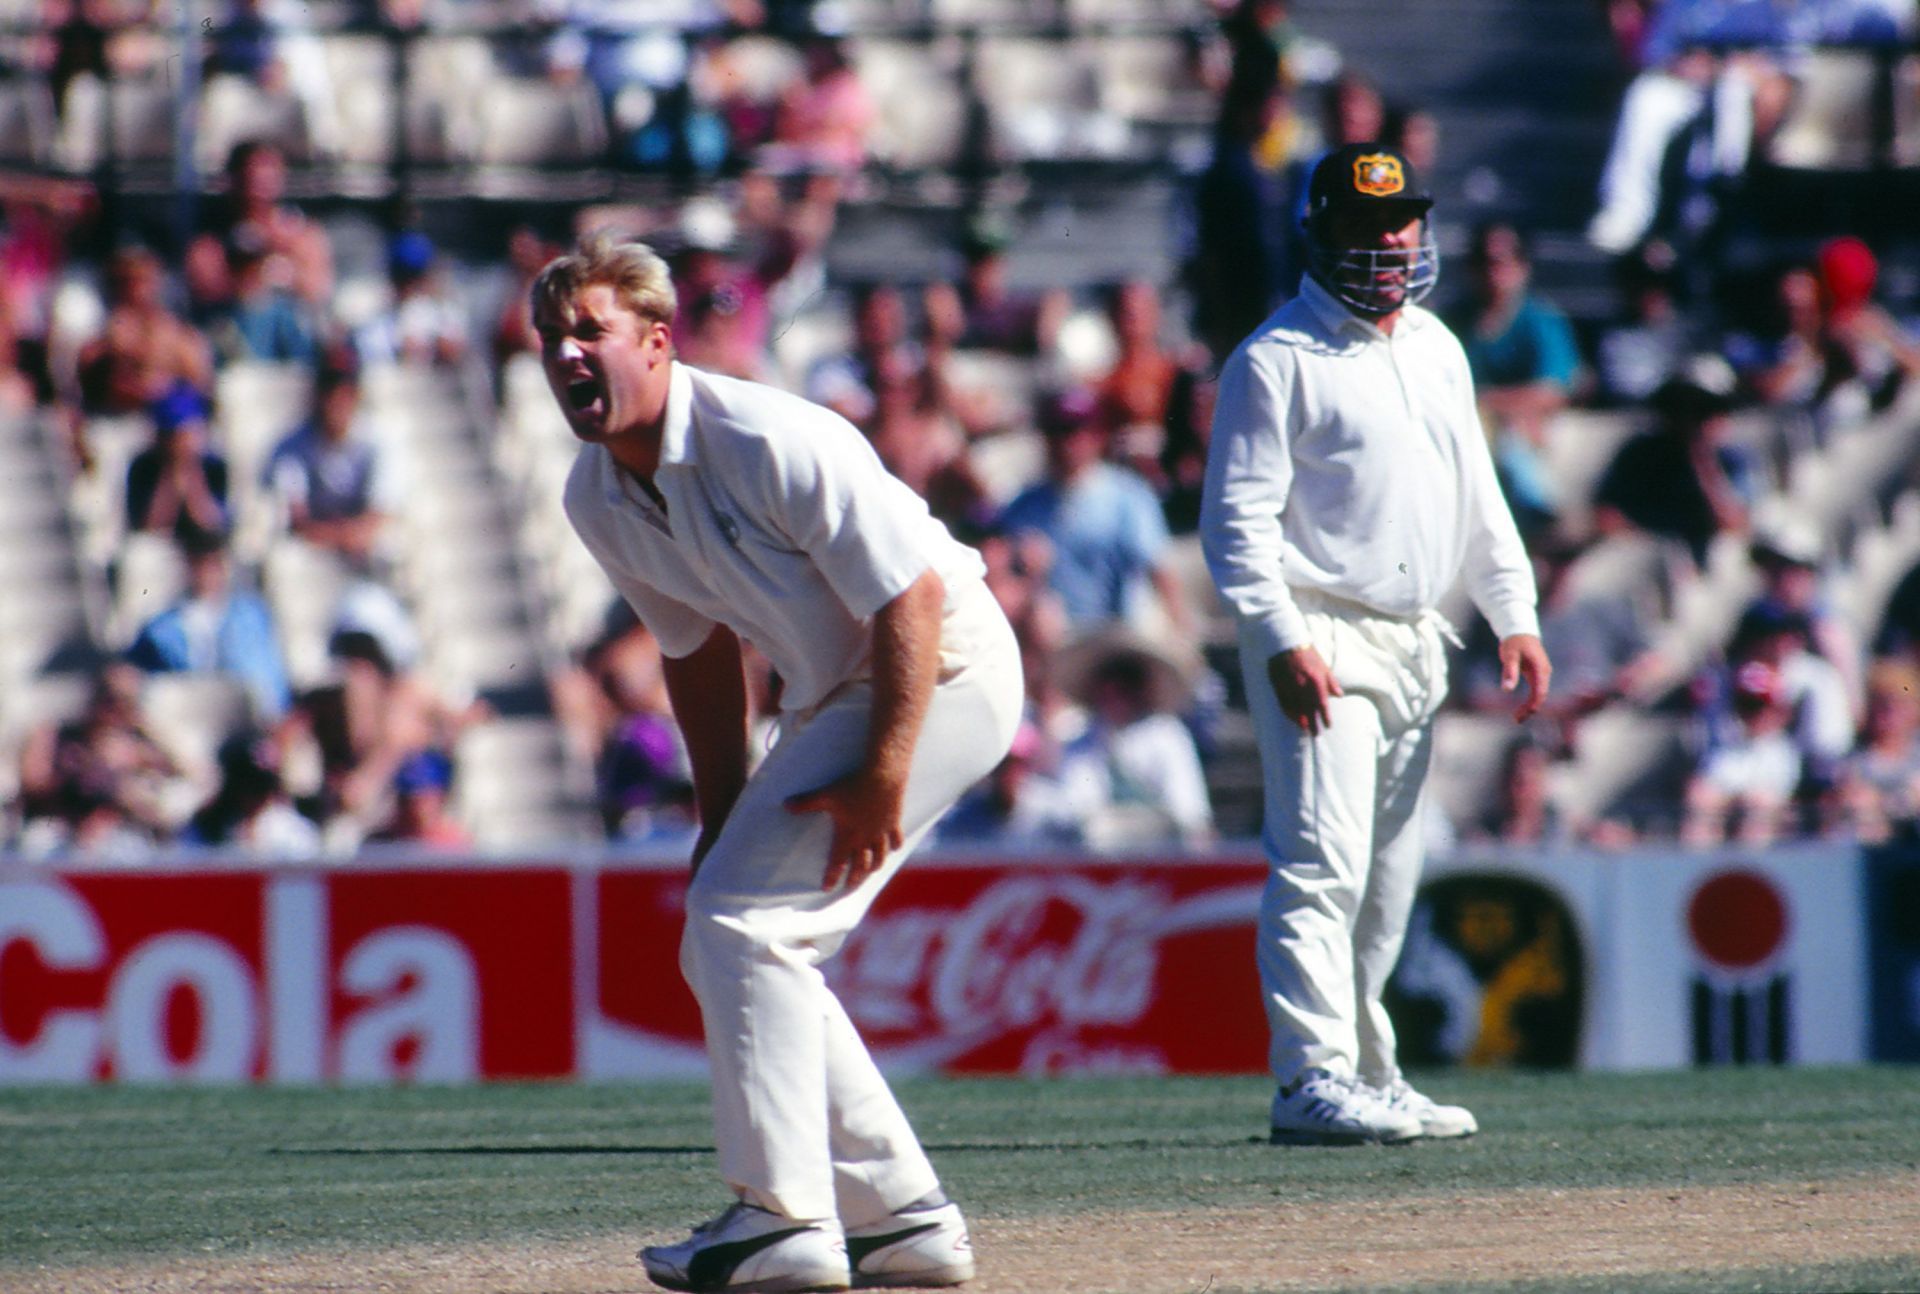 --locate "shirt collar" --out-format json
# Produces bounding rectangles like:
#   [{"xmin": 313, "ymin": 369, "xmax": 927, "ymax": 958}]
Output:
[
  {"xmin": 1298, "ymin": 274, "xmax": 1426, "ymax": 341},
  {"xmin": 658, "ymin": 361, "xmax": 695, "ymax": 469}
]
